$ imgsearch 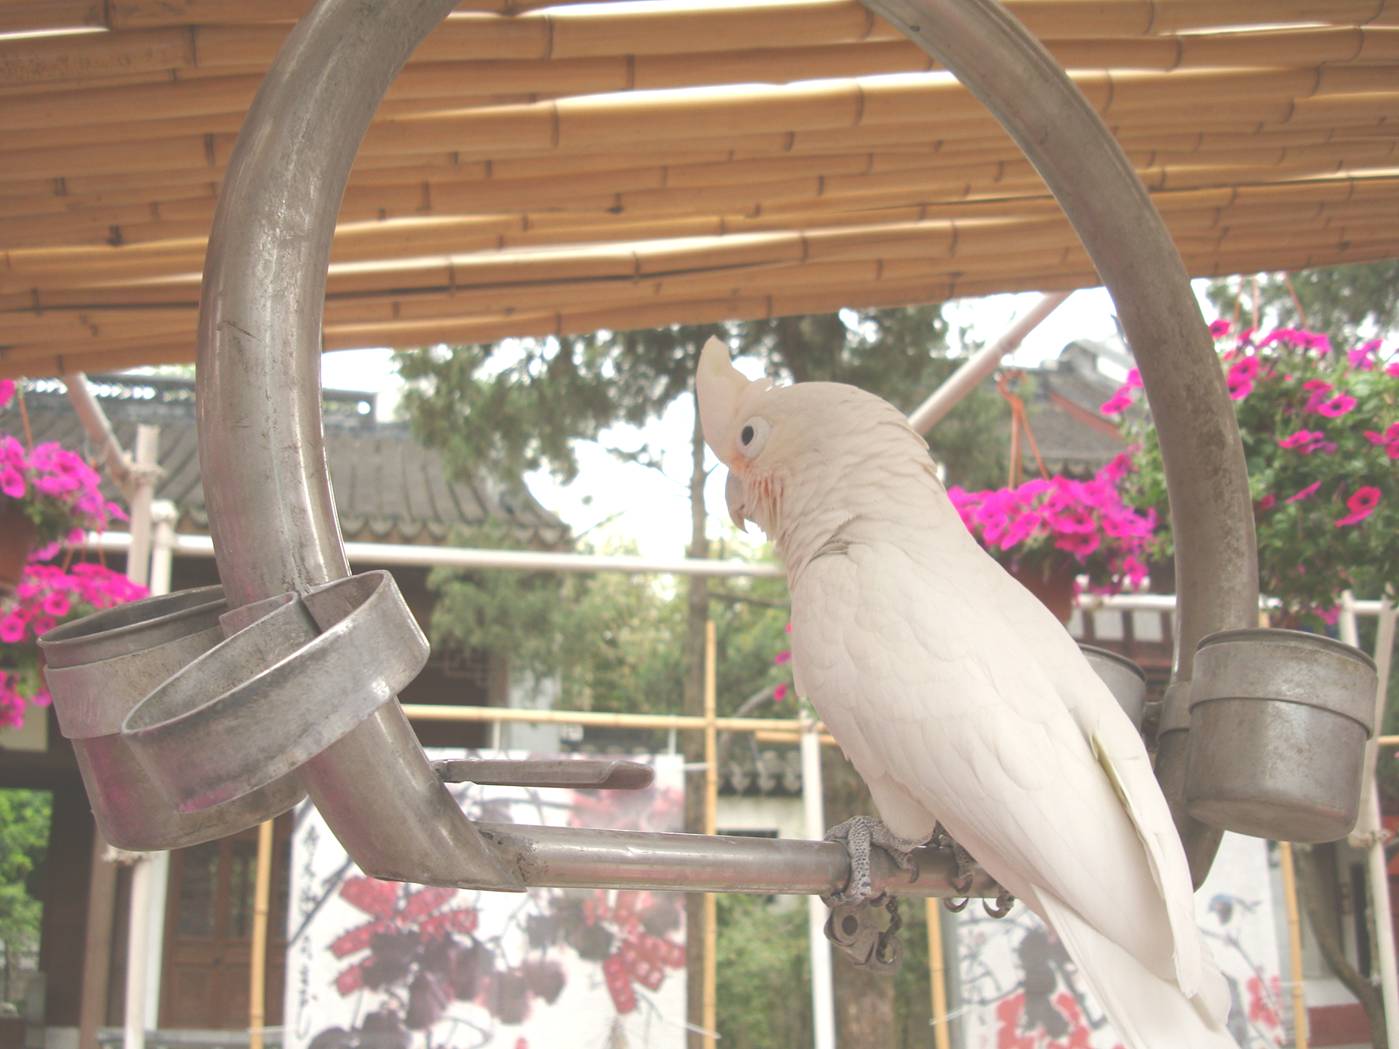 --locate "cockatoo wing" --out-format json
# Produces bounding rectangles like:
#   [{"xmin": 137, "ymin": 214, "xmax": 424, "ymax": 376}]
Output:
[{"xmin": 792, "ymin": 534, "xmax": 1210, "ymax": 1003}]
